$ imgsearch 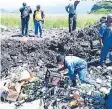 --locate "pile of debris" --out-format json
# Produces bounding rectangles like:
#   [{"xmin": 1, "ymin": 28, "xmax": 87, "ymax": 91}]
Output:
[
  {"xmin": 0, "ymin": 67, "xmax": 112, "ymax": 109},
  {"xmin": 1, "ymin": 20, "xmax": 112, "ymax": 109},
  {"xmin": 1, "ymin": 22, "xmax": 100, "ymax": 78}
]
